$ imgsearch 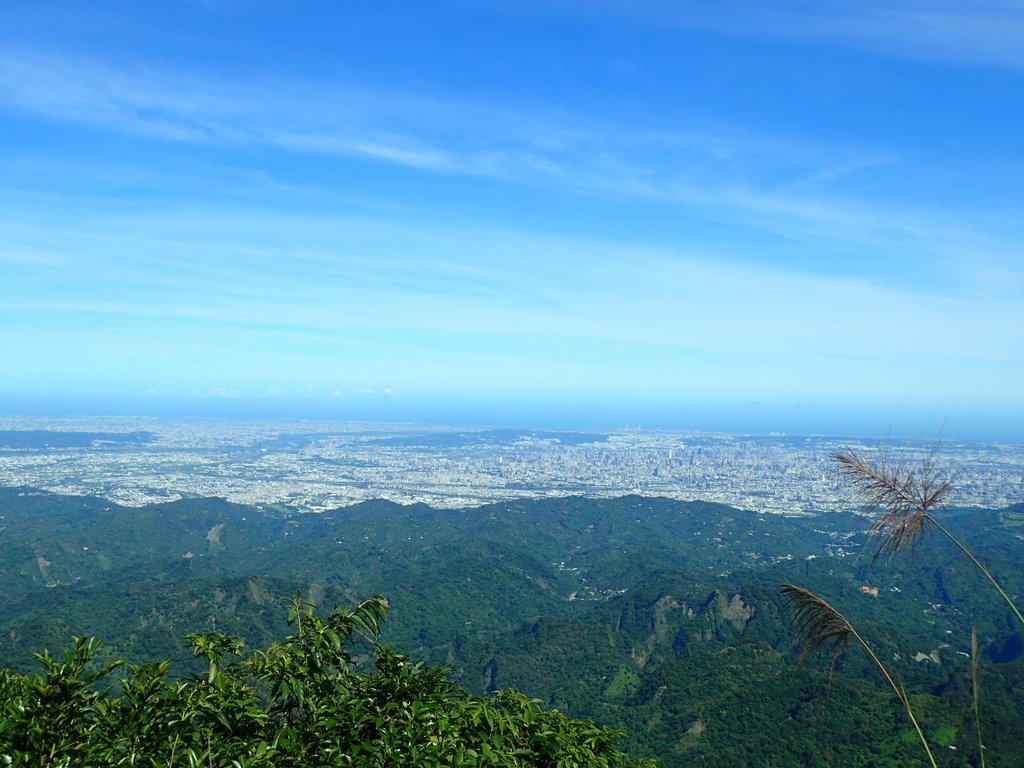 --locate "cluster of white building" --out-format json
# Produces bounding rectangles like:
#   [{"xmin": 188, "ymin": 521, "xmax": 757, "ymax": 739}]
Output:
[{"xmin": 0, "ymin": 417, "xmax": 1020, "ymax": 514}]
